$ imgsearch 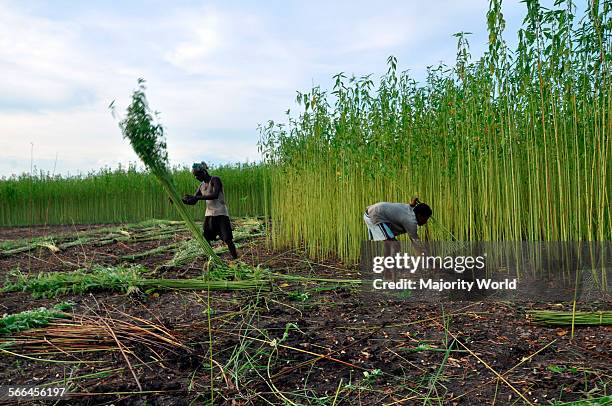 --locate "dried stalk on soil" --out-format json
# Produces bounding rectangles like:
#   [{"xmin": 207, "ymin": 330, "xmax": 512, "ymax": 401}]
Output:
[{"xmin": 1, "ymin": 312, "xmax": 189, "ymax": 357}]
